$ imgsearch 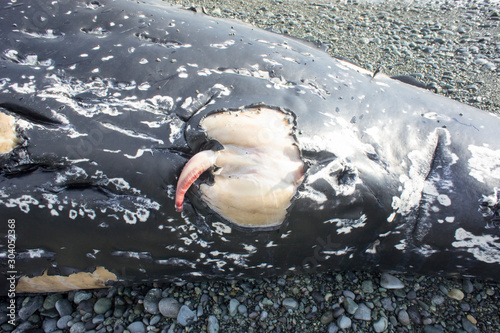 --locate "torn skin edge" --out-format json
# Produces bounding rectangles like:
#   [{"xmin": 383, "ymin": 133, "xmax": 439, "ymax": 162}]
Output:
[{"xmin": 16, "ymin": 266, "xmax": 118, "ymax": 293}]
